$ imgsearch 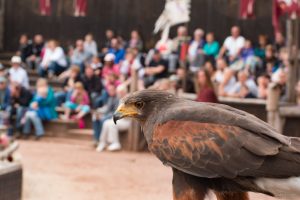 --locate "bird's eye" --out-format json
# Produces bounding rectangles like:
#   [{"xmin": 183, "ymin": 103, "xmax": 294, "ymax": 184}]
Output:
[{"xmin": 135, "ymin": 101, "xmax": 144, "ymax": 109}]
